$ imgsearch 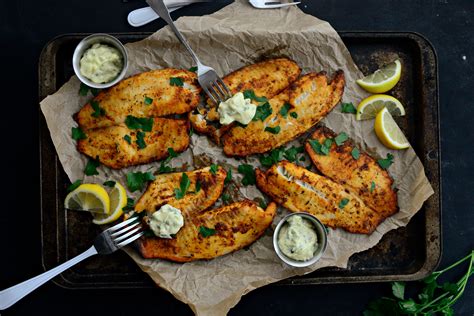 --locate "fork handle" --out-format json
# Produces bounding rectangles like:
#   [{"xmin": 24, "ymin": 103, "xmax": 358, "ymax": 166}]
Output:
[
  {"xmin": 146, "ymin": 0, "xmax": 203, "ymax": 67},
  {"xmin": 0, "ymin": 246, "xmax": 98, "ymax": 310}
]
